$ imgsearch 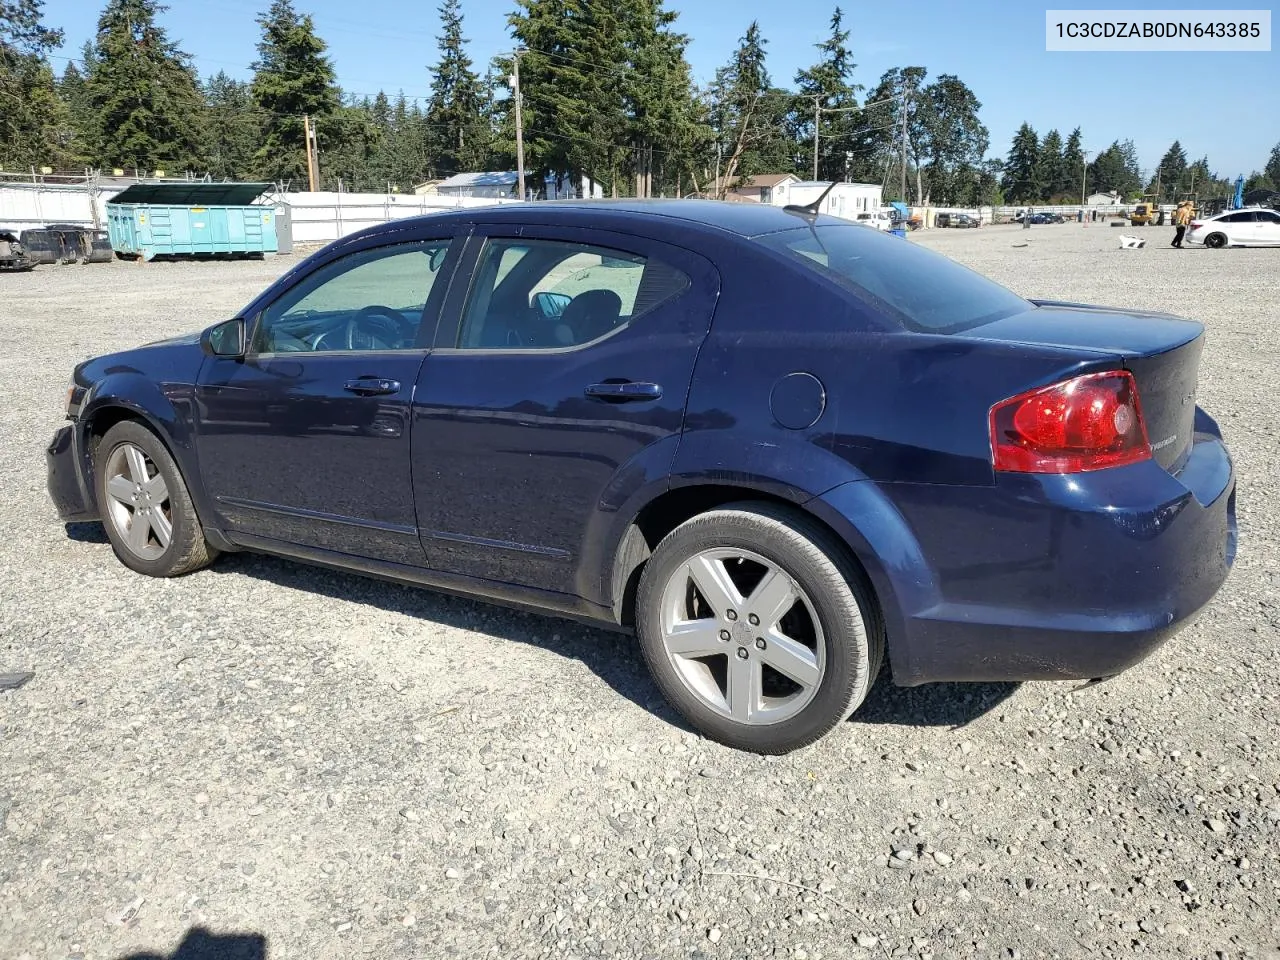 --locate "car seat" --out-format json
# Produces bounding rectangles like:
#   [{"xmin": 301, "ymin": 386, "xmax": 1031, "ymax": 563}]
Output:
[{"xmin": 555, "ymin": 289, "xmax": 622, "ymax": 346}]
